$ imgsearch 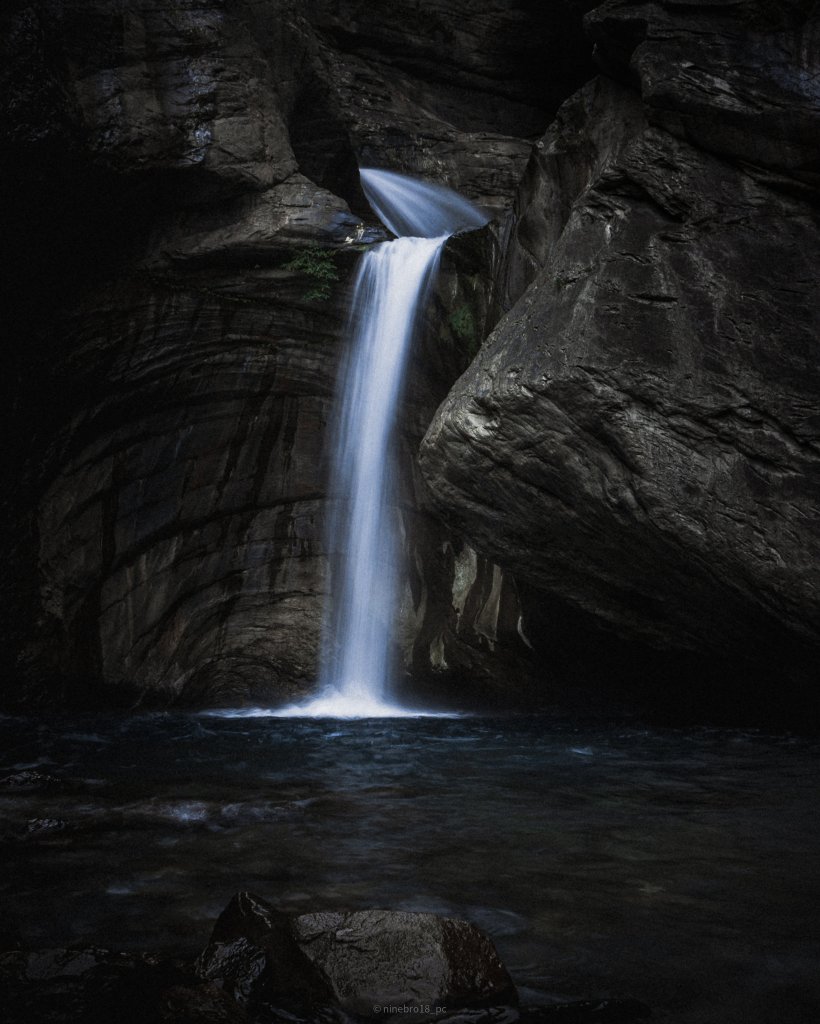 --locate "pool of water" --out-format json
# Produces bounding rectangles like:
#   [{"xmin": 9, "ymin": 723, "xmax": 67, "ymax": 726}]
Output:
[{"xmin": 1, "ymin": 712, "xmax": 818, "ymax": 1023}]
